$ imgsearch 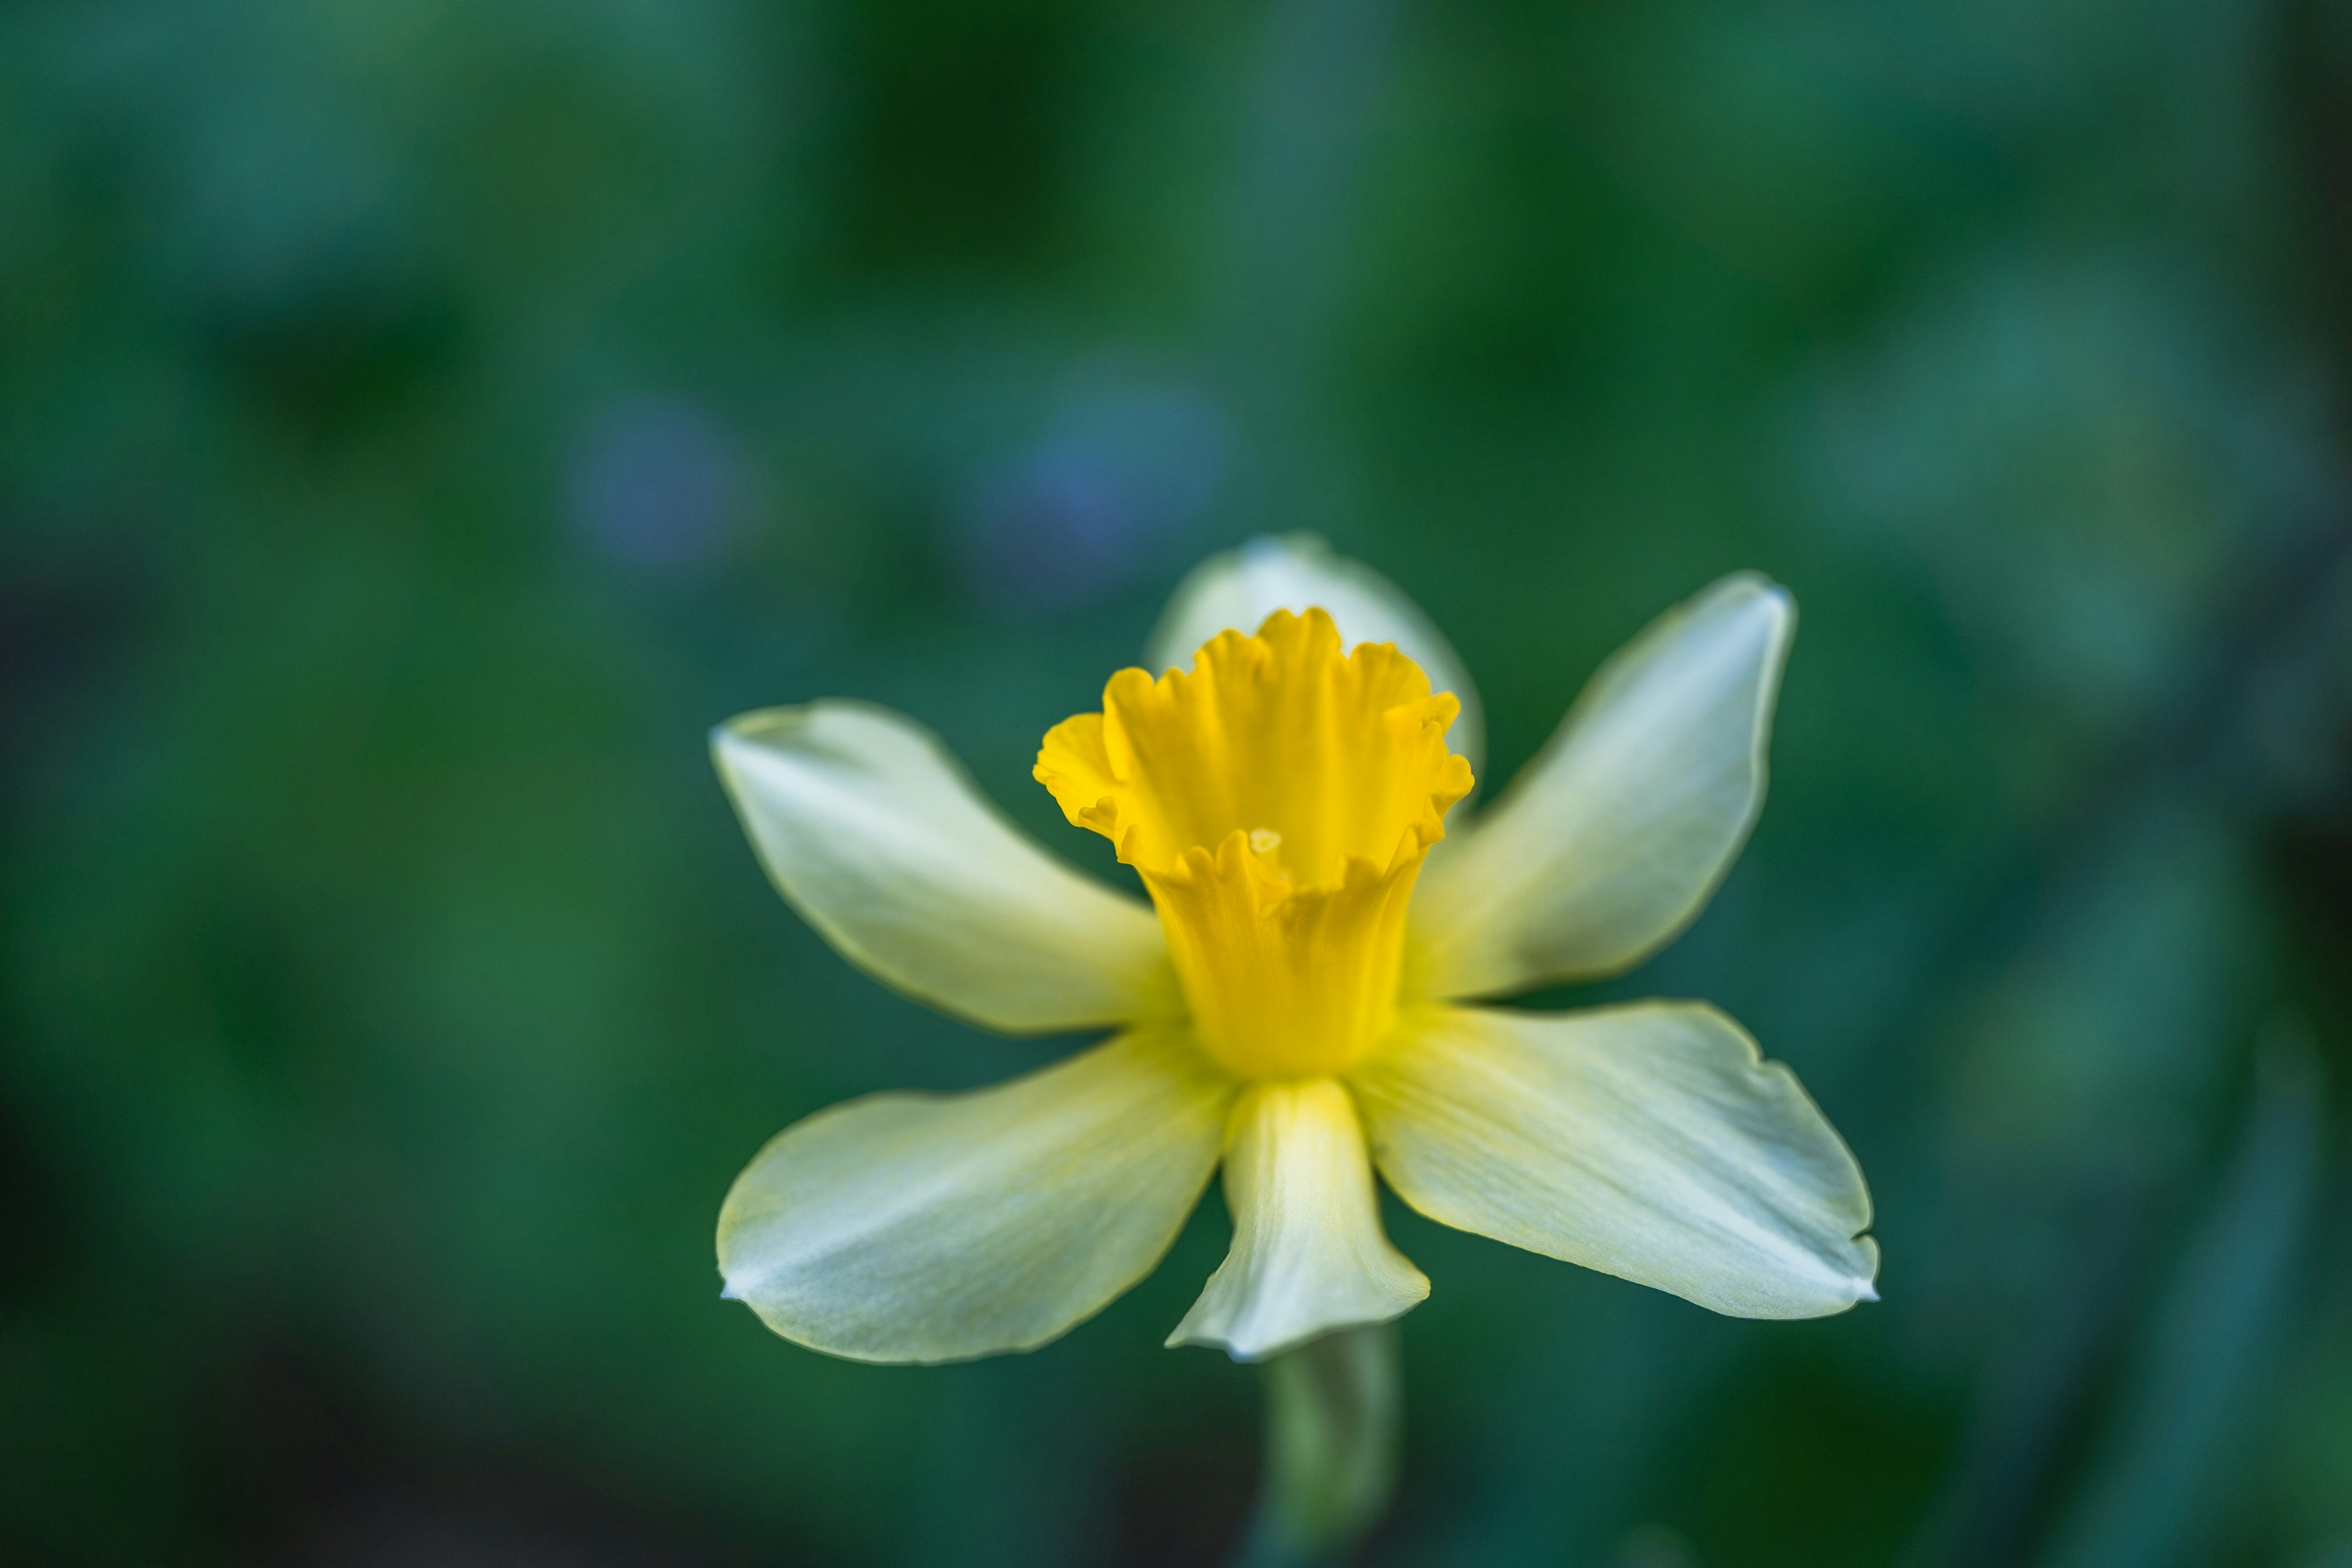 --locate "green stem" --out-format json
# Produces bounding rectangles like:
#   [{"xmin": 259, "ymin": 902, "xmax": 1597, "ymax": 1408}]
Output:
[{"xmin": 1234, "ymin": 1322, "xmax": 1403, "ymax": 1567}]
